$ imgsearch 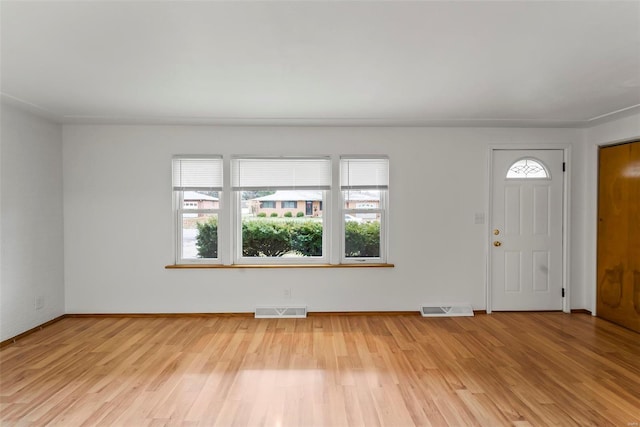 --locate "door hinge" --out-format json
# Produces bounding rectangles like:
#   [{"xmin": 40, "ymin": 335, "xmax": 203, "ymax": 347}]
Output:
[
  {"xmin": 562, "ymin": 162, "xmax": 566, "ymax": 172},
  {"xmin": 562, "ymin": 288, "xmax": 565, "ymax": 298}
]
